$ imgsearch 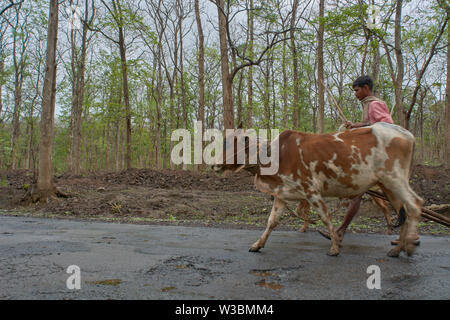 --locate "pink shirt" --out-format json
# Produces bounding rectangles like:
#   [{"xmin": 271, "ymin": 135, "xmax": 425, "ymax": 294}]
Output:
[{"xmin": 368, "ymin": 101, "xmax": 393, "ymax": 124}]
